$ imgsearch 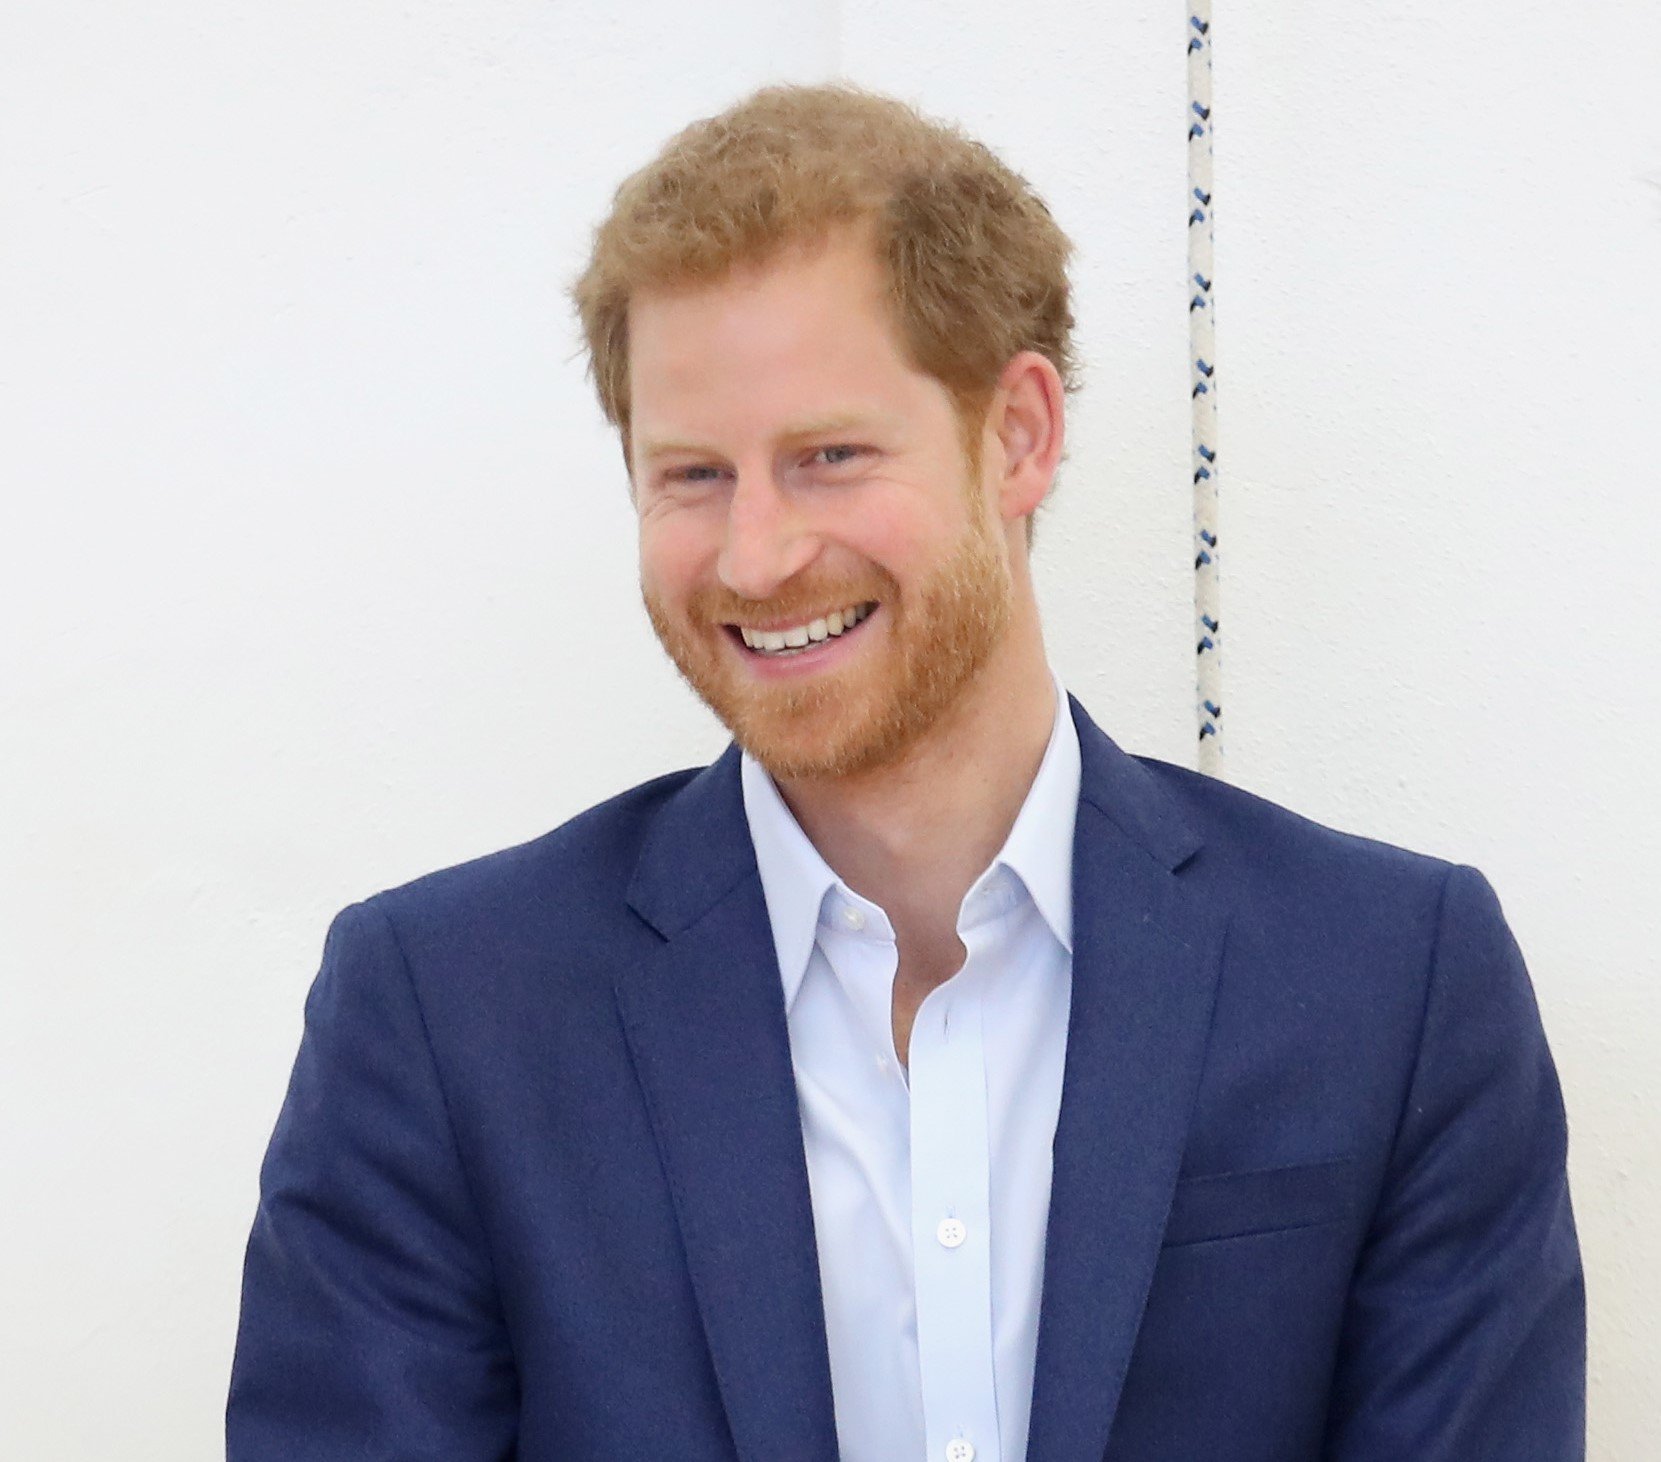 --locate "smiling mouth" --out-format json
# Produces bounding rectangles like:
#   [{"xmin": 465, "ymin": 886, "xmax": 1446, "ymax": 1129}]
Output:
[{"xmin": 728, "ymin": 601, "xmax": 878, "ymax": 657}]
